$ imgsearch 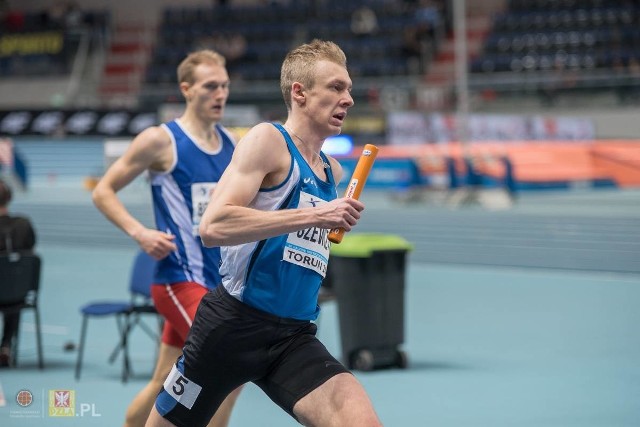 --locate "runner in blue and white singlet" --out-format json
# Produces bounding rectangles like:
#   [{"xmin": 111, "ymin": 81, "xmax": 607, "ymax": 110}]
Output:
[
  {"xmin": 95, "ymin": 49, "xmax": 245, "ymax": 426},
  {"xmin": 148, "ymin": 40, "xmax": 380, "ymax": 427},
  {"xmin": 150, "ymin": 119, "xmax": 235, "ymax": 289},
  {"xmin": 220, "ymin": 123, "xmax": 337, "ymax": 320}
]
